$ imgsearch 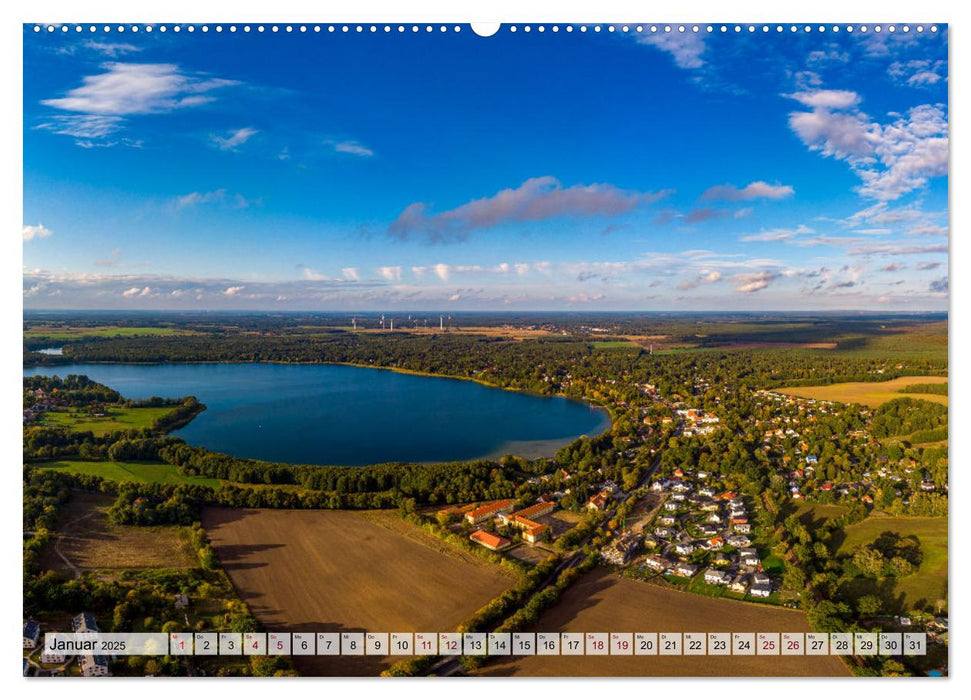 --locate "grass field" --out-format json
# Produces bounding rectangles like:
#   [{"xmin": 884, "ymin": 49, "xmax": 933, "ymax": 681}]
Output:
[
  {"xmin": 835, "ymin": 516, "xmax": 948, "ymax": 612},
  {"xmin": 475, "ymin": 569, "xmax": 849, "ymax": 677},
  {"xmin": 39, "ymin": 492, "xmax": 197, "ymax": 573},
  {"xmin": 777, "ymin": 376, "xmax": 948, "ymax": 408},
  {"xmin": 202, "ymin": 507, "xmax": 517, "ymax": 676},
  {"xmin": 590, "ymin": 340, "xmax": 639, "ymax": 350},
  {"xmin": 35, "ymin": 460, "xmax": 223, "ymax": 489},
  {"xmin": 39, "ymin": 406, "xmax": 176, "ymax": 436},
  {"xmin": 24, "ymin": 325, "xmax": 194, "ymax": 340}
]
